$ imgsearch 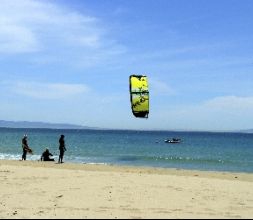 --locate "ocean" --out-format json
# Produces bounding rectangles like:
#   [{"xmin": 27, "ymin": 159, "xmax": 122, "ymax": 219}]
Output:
[{"xmin": 0, "ymin": 128, "xmax": 253, "ymax": 173}]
